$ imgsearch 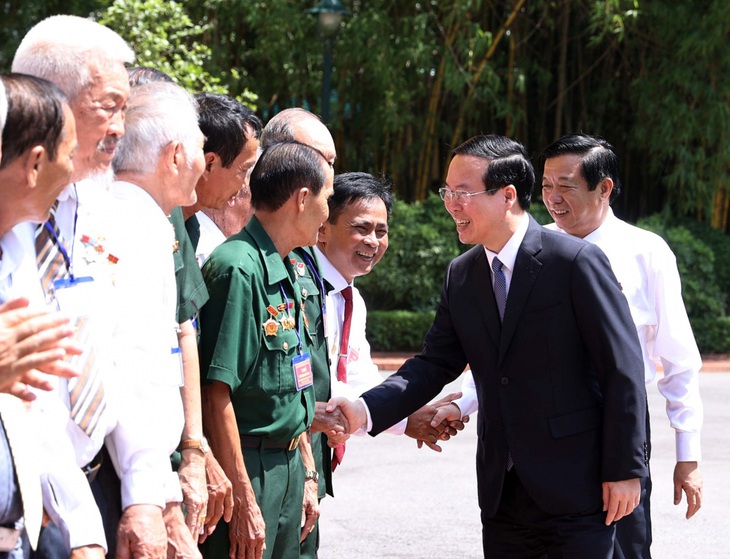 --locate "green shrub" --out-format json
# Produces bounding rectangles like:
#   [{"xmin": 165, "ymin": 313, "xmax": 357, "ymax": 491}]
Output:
[
  {"xmin": 366, "ymin": 310, "xmax": 436, "ymax": 352},
  {"xmin": 638, "ymin": 214, "xmax": 730, "ymax": 353}
]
